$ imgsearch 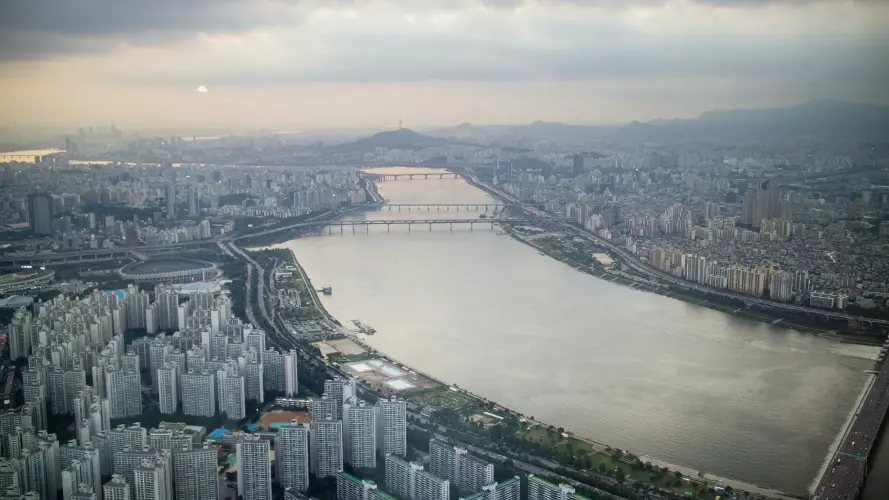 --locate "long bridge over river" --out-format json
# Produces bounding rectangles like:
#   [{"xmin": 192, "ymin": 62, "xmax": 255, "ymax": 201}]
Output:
[
  {"xmin": 367, "ymin": 172, "xmax": 461, "ymax": 181},
  {"xmin": 316, "ymin": 217, "xmax": 565, "ymax": 233},
  {"xmin": 375, "ymin": 203, "xmax": 506, "ymax": 211},
  {"xmin": 0, "ymin": 215, "xmax": 560, "ymax": 267}
]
